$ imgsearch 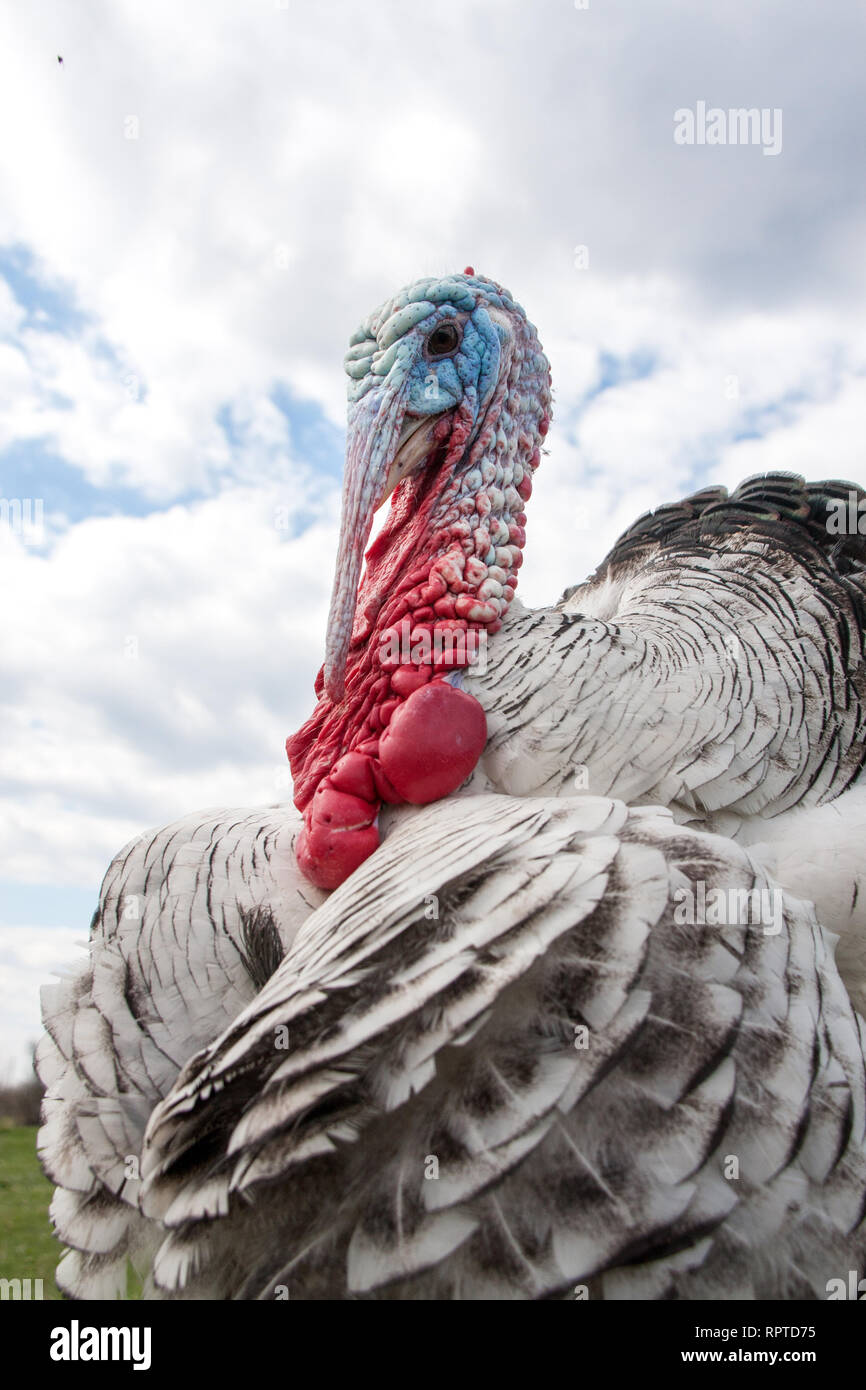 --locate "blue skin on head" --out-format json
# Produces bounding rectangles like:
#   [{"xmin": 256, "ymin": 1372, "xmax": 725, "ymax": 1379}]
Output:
[
  {"xmin": 345, "ymin": 271, "xmax": 522, "ymax": 424},
  {"xmin": 398, "ymin": 304, "xmax": 505, "ymax": 421}
]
